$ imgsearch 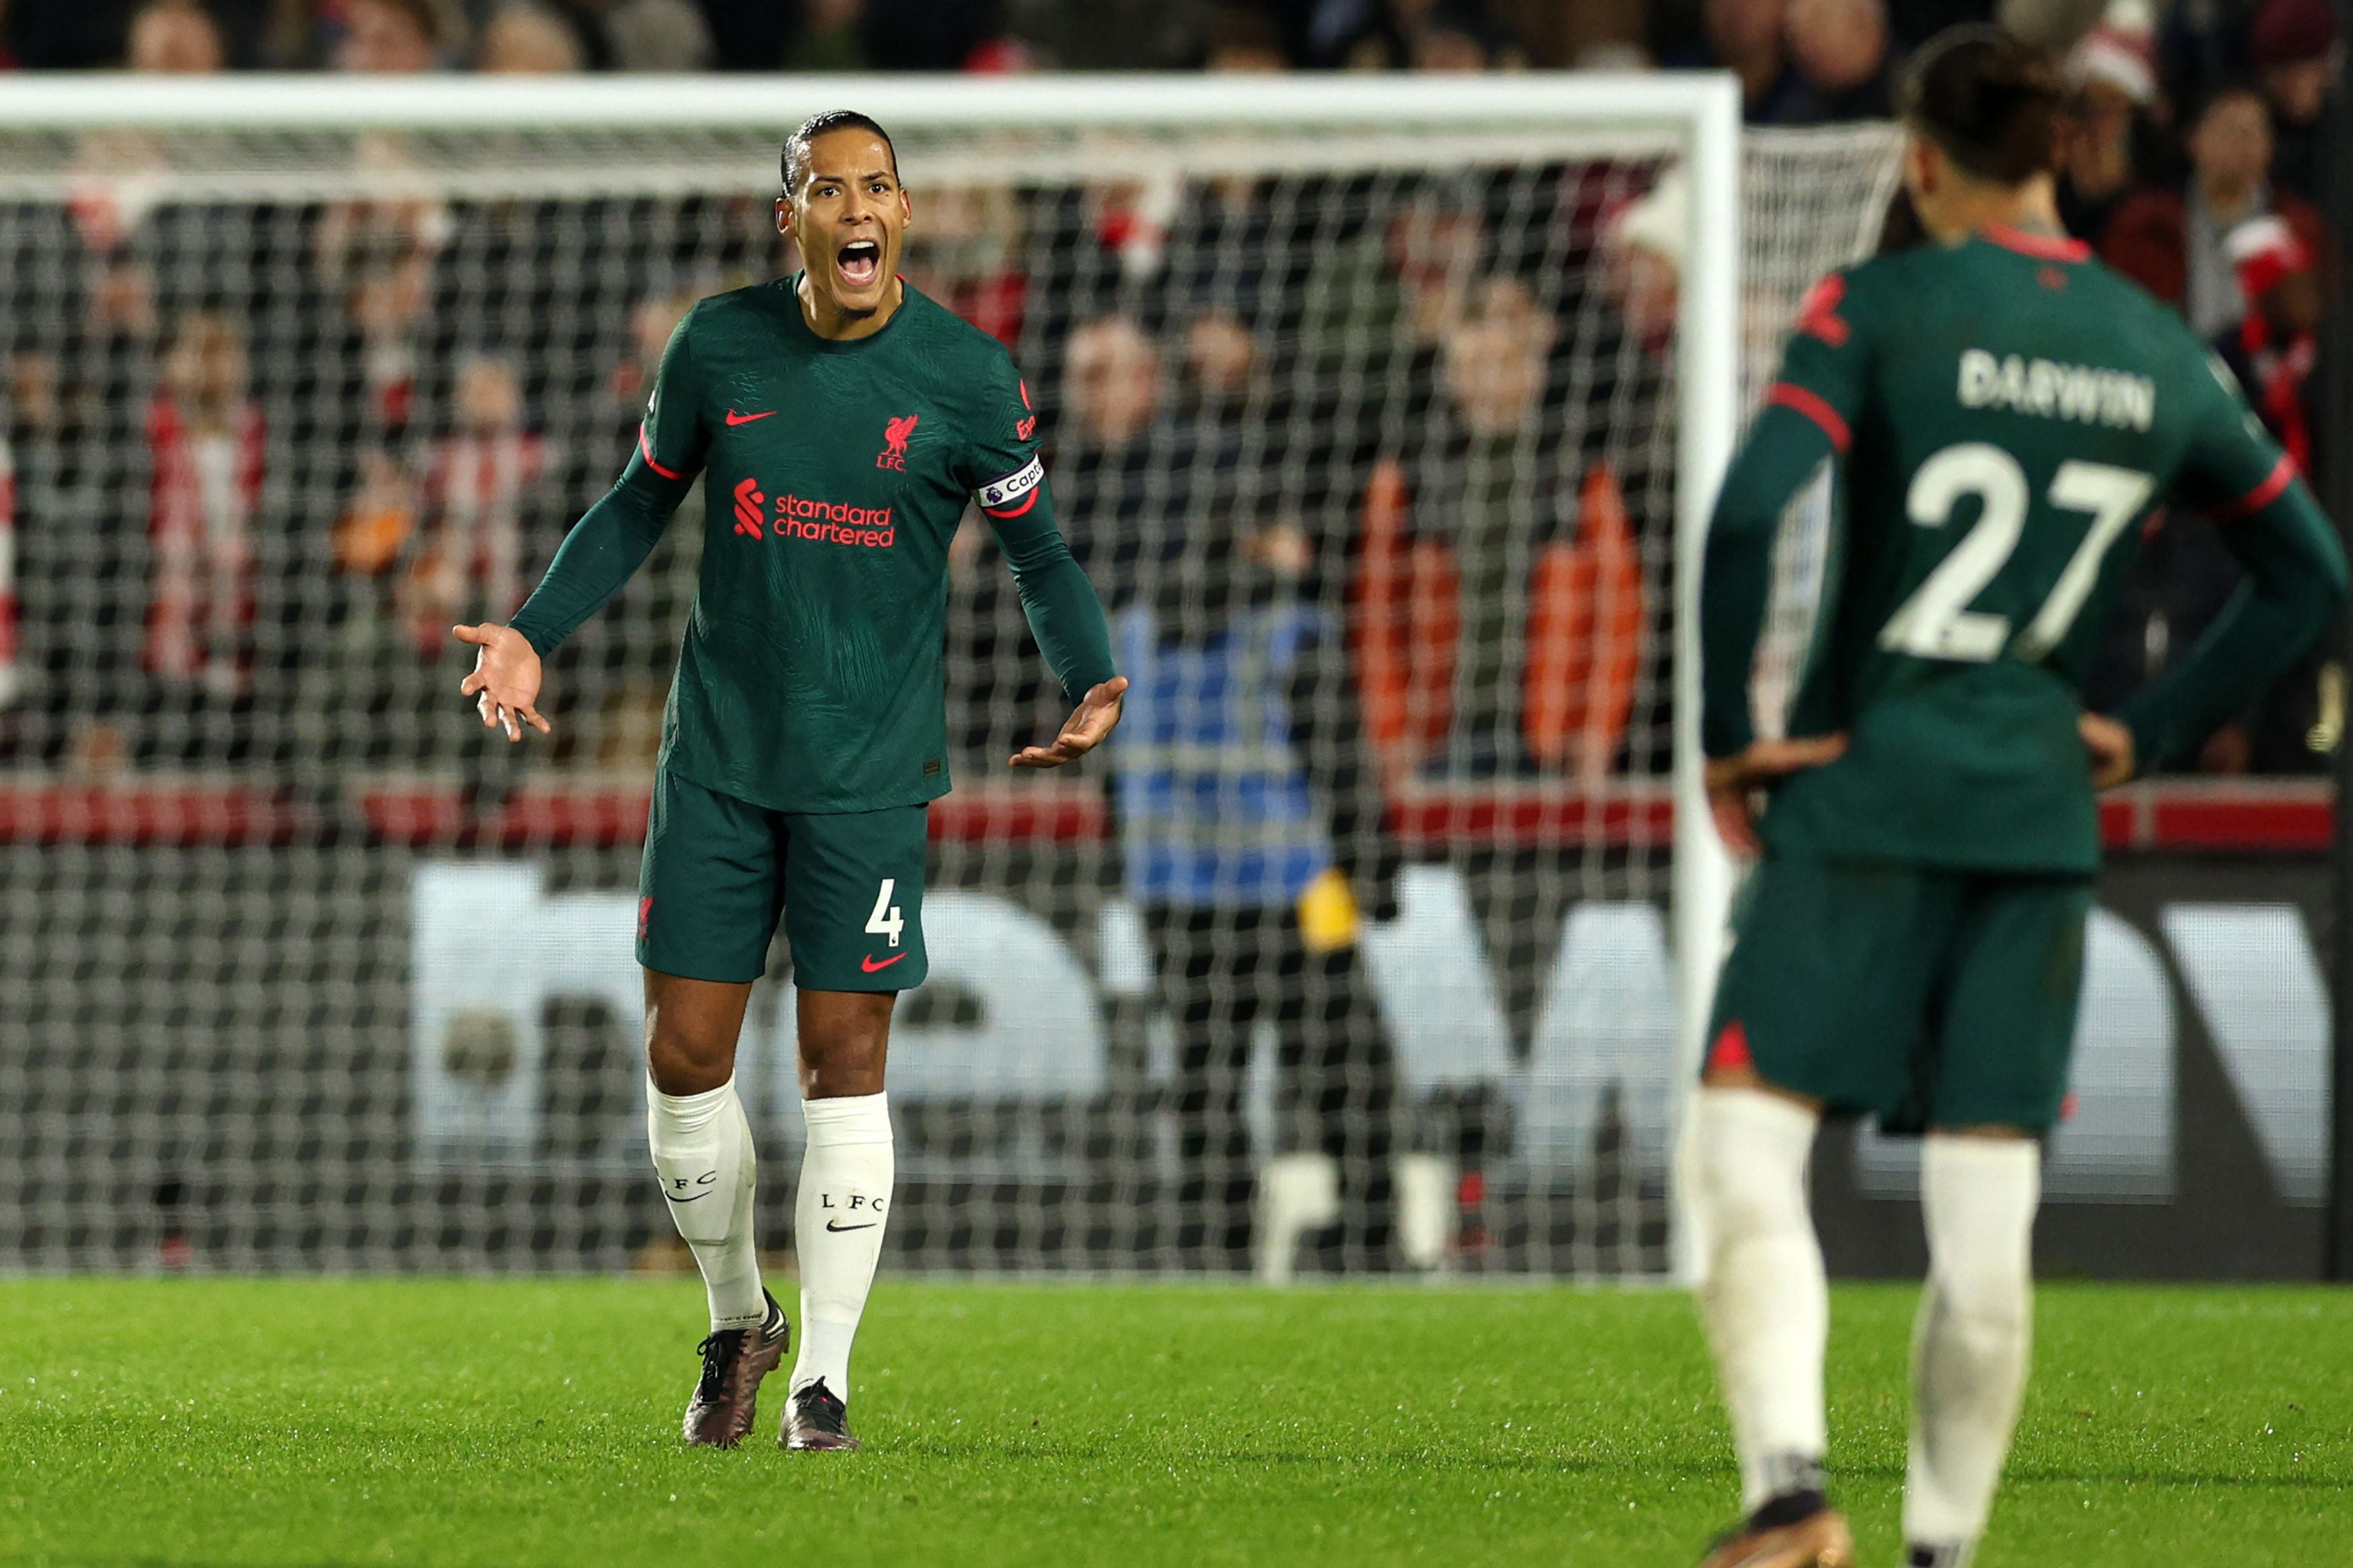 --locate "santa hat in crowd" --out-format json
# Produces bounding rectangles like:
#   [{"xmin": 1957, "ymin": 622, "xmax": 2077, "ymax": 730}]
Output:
[
  {"xmin": 2068, "ymin": 0, "xmax": 2158, "ymax": 104},
  {"xmin": 2226, "ymin": 214, "xmax": 2315, "ymax": 302},
  {"xmin": 2251, "ymin": 0, "xmax": 2339, "ymax": 68}
]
